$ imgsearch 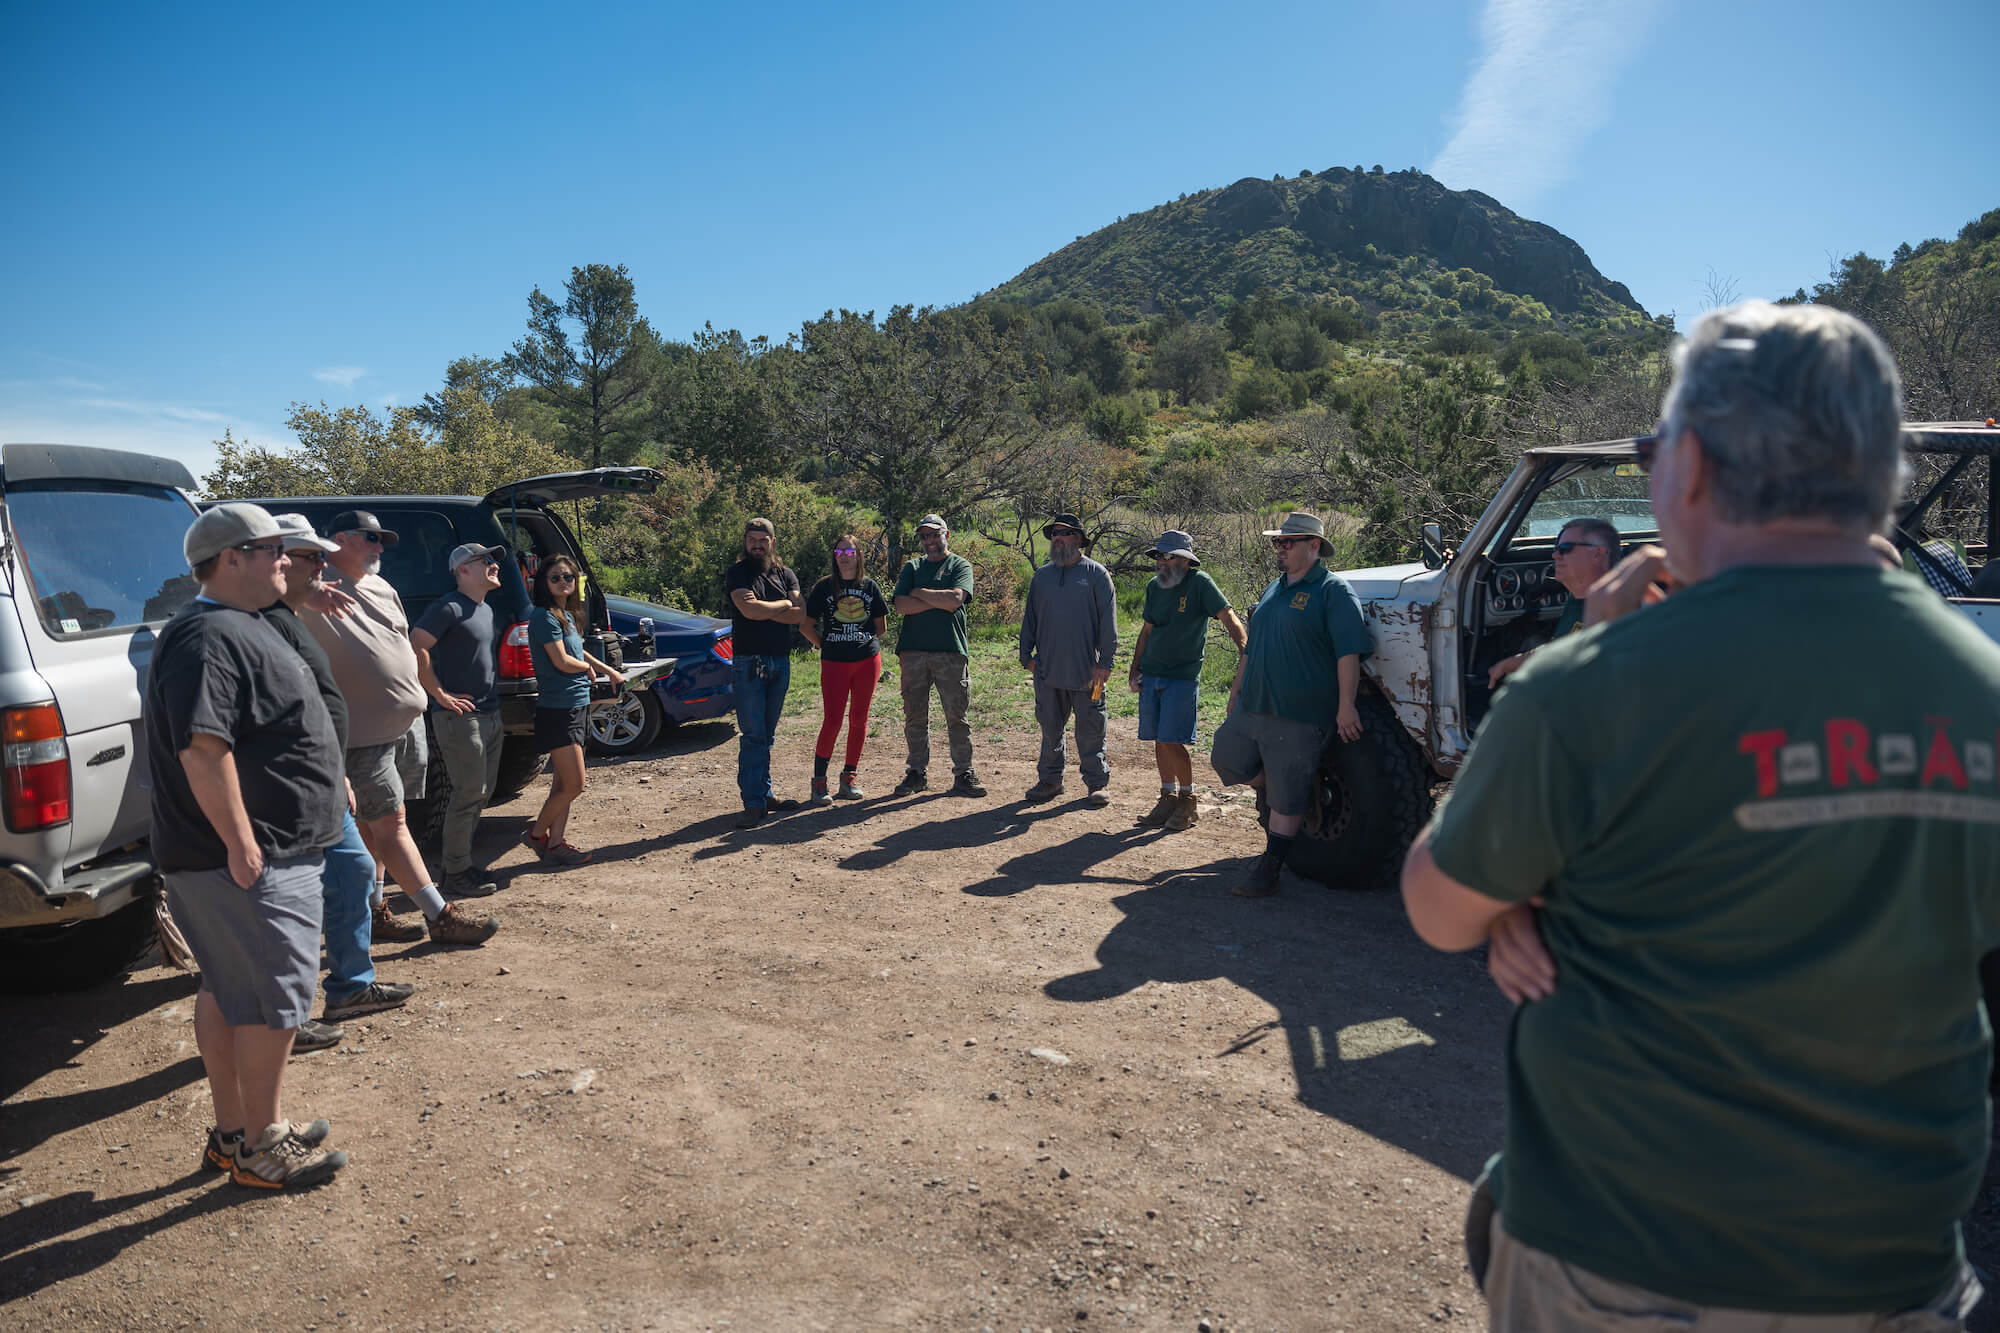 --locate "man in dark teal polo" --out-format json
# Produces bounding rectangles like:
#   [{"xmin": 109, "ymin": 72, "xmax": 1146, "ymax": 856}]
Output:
[{"xmin": 1211, "ymin": 511, "xmax": 1372, "ymax": 898}]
